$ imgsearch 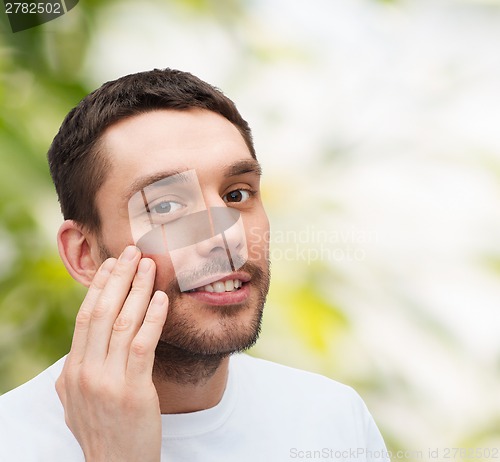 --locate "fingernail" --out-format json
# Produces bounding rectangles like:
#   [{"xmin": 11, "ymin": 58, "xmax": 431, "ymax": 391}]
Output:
[
  {"xmin": 138, "ymin": 258, "xmax": 152, "ymax": 274},
  {"xmin": 152, "ymin": 291, "xmax": 167, "ymax": 306},
  {"xmin": 121, "ymin": 246, "xmax": 138, "ymax": 261}
]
